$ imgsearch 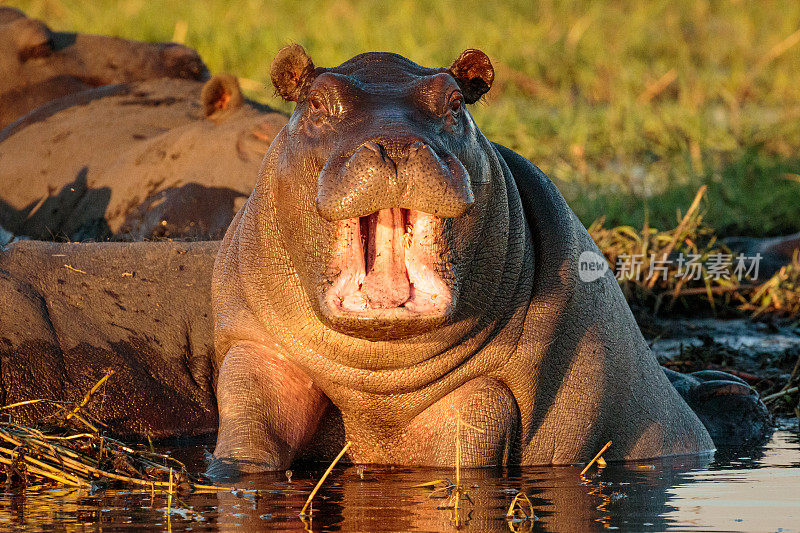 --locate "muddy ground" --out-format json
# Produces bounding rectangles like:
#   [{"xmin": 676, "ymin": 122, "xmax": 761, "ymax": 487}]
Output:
[{"xmin": 639, "ymin": 312, "xmax": 800, "ymax": 420}]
